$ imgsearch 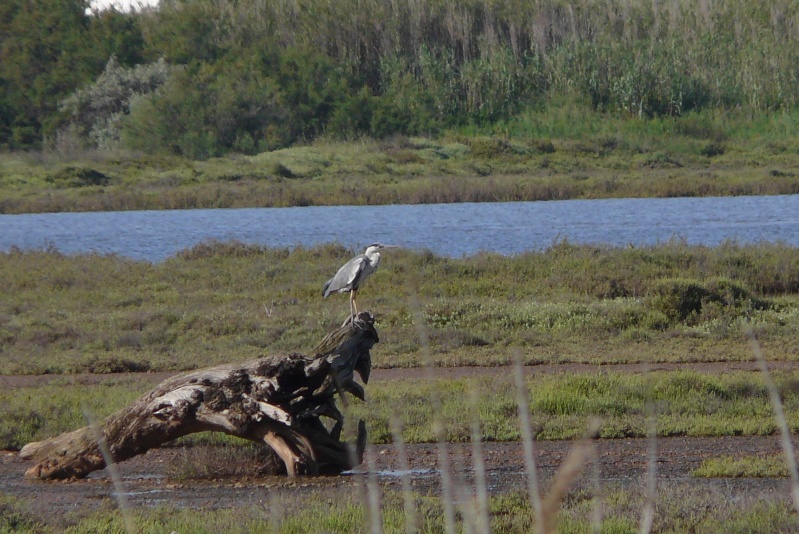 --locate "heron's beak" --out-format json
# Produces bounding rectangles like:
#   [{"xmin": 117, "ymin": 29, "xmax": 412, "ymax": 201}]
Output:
[{"xmin": 382, "ymin": 245, "xmax": 399, "ymax": 249}]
